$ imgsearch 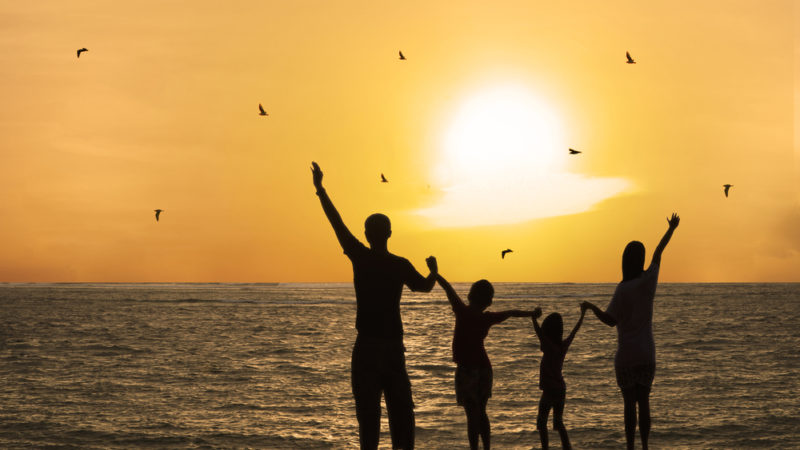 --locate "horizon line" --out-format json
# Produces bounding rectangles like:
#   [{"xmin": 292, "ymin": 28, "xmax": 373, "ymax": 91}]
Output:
[{"xmin": 1, "ymin": 281, "xmax": 799, "ymax": 285}]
